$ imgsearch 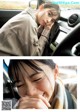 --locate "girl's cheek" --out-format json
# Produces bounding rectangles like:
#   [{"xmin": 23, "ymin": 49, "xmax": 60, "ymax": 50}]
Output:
[
  {"xmin": 36, "ymin": 78, "xmax": 53, "ymax": 101},
  {"xmin": 36, "ymin": 78, "xmax": 52, "ymax": 93},
  {"xmin": 18, "ymin": 86, "xmax": 27, "ymax": 97}
]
